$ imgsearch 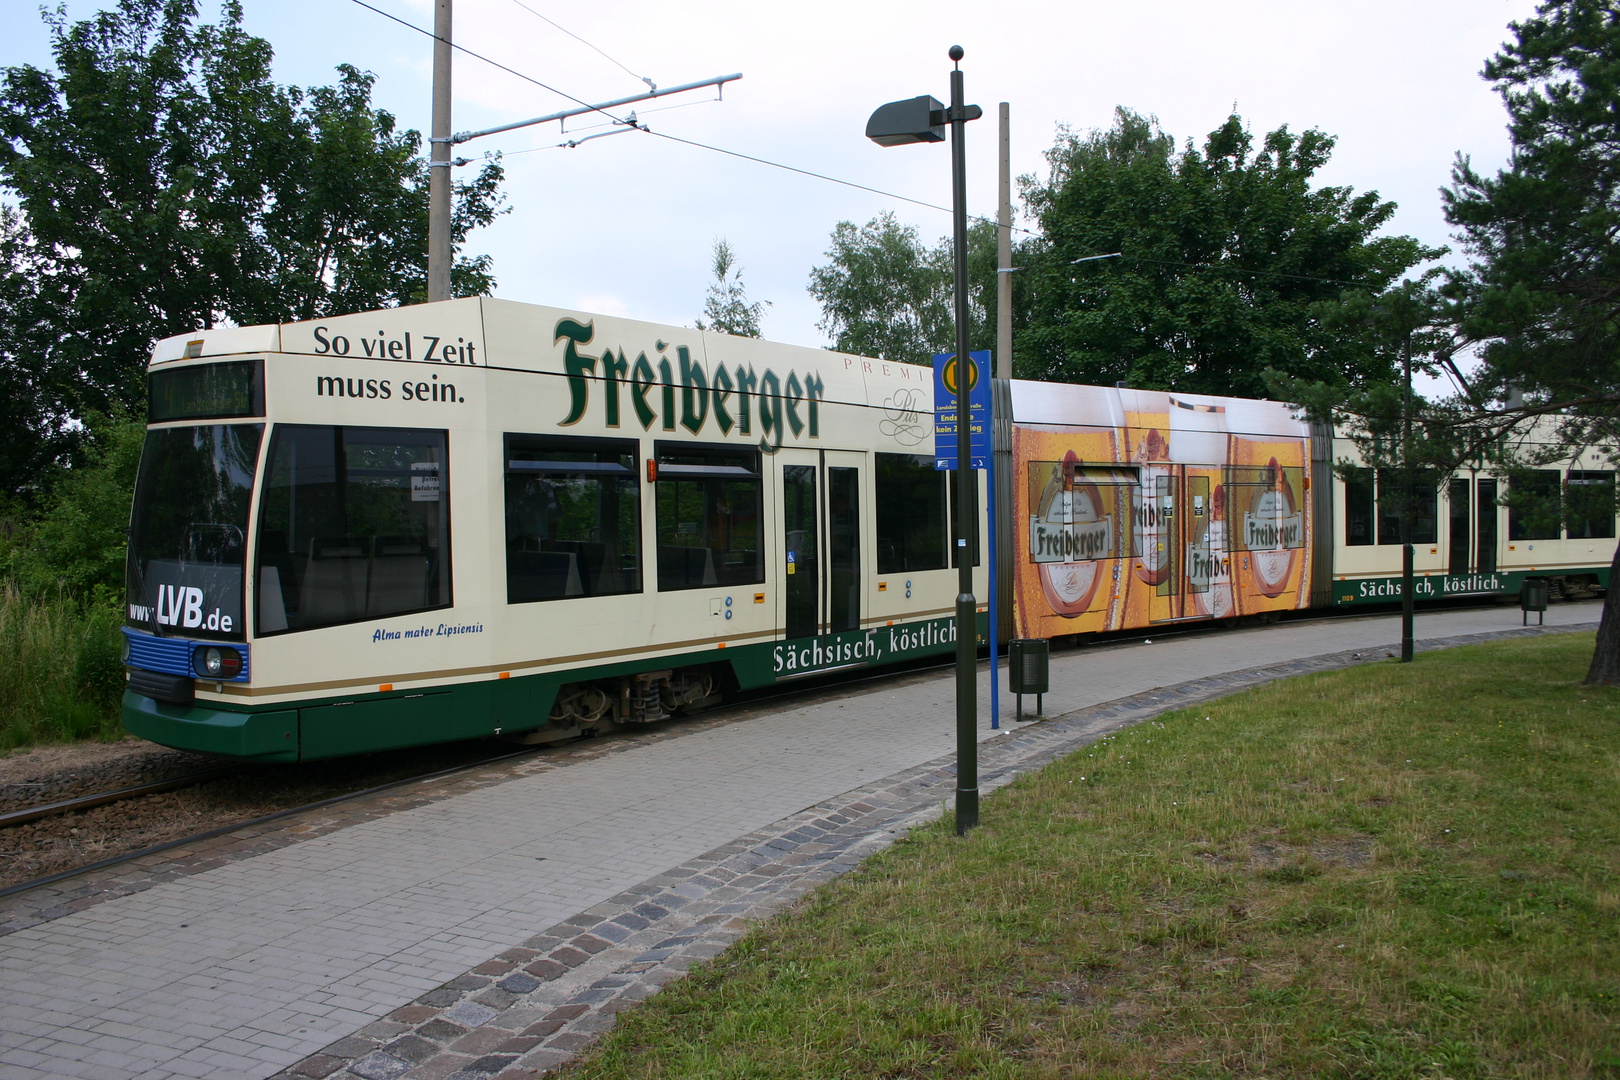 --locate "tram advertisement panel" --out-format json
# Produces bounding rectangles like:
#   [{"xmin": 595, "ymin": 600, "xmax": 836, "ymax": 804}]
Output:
[{"xmin": 1011, "ymin": 385, "xmax": 1311, "ymax": 641}]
